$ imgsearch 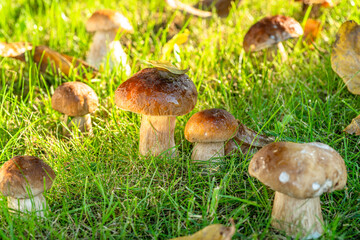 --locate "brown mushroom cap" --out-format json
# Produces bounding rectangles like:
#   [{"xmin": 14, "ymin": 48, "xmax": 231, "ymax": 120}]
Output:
[
  {"xmin": 114, "ymin": 68, "xmax": 198, "ymax": 116},
  {"xmin": 51, "ymin": 82, "xmax": 99, "ymax": 117},
  {"xmin": 86, "ymin": 9, "xmax": 134, "ymax": 33},
  {"xmin": 184, "ymin": 108, "xmax": 238, "ymax": 142},
  {"xmin": 243, "ymin": 15, "xmax": 303, "ymax": 52},
  {"xmin": 249, "ymin": 142, "xmax": 347, "ymax": 199},
  {"xmin": 0, "ymin": 156, "xmax": 56, "ymax": 198}
]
